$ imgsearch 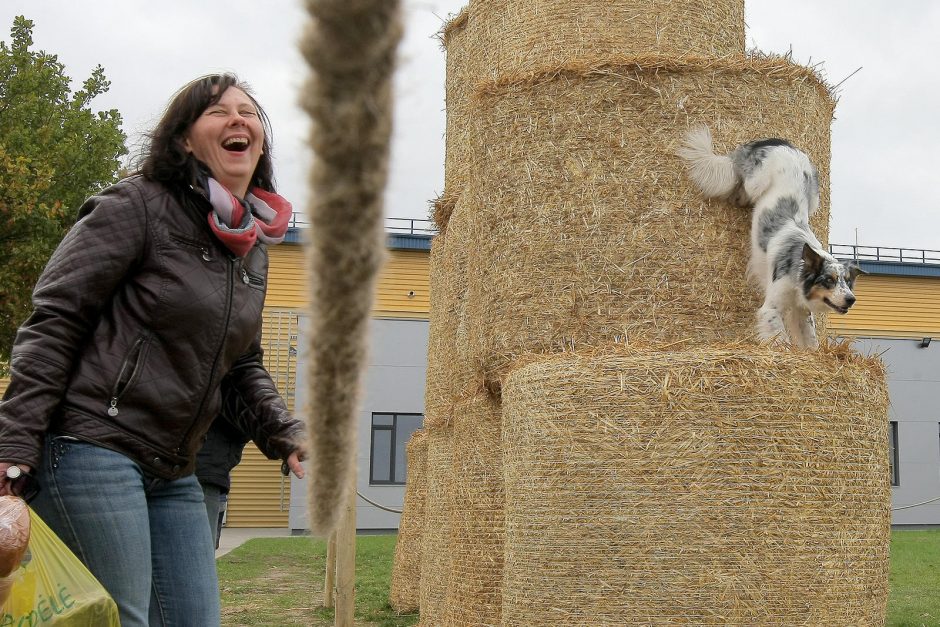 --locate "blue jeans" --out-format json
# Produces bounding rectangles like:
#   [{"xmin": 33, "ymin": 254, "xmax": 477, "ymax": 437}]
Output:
[
  {"xmin": 31, "ymin": 436, "xmax": 221, "ymax": 627},
  {"xmin": 200, "ymin": 482, "xmax": 224, "ymax": 549}
]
